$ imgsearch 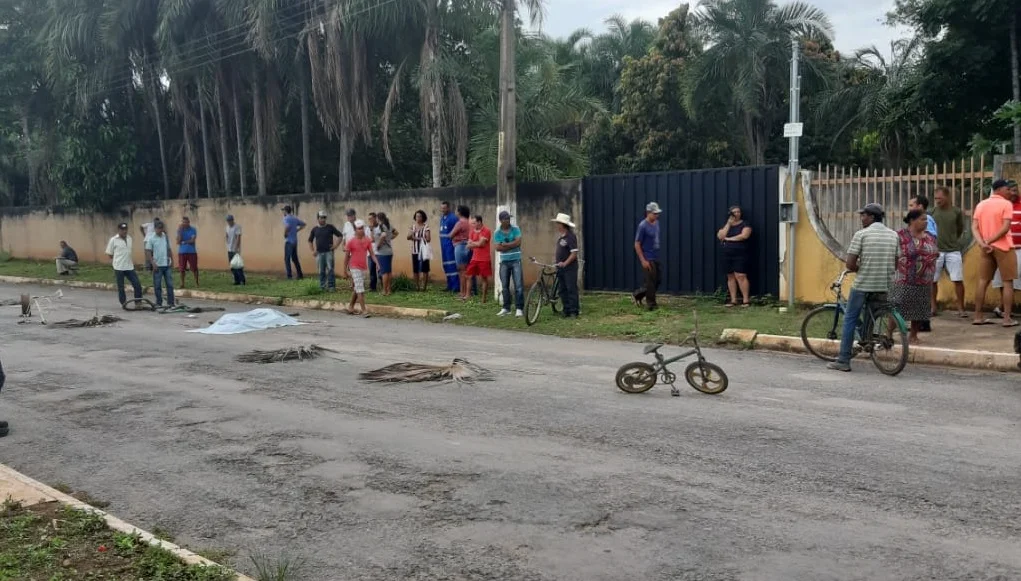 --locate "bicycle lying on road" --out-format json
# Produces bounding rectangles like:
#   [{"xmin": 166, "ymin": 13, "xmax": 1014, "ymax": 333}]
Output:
[
  {"xmin": 615, "ymin": 311, "xmax": 729, "ymax": 396},
  {"xmin": 799, "ymin": 270, "xmax": 909, "ymax": 376}
]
